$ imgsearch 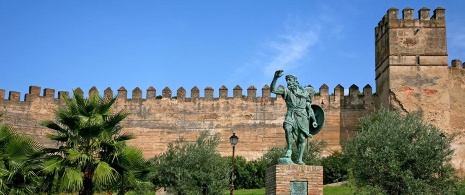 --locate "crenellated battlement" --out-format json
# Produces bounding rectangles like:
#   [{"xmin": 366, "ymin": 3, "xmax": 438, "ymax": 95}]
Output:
[
  {"xmin": 451, "ymin": 59, "xmax": 465, "ymax": 69},
  {"xmin": 0, "ymin": 83, "xmax": 376, "ymax": 161},
  {"xmin": 375, "ymin": 7, "xmax": 445, "ymax": 42},
  {"xmin": 0, "ymin": 84, "xmax": 376, "ymax": 109}
]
